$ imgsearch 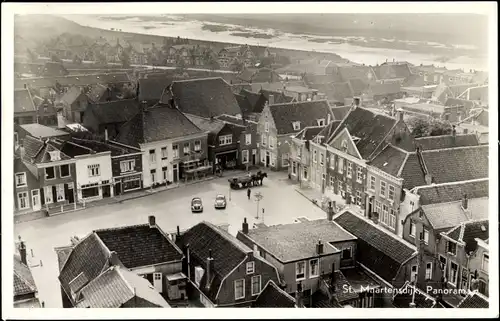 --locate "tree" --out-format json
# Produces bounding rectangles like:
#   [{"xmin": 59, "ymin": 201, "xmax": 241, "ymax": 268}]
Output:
[{"xmin": 407, "ymin": 116, "xmax": 453, "ymax": 138}]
